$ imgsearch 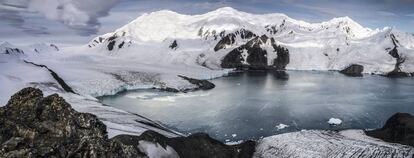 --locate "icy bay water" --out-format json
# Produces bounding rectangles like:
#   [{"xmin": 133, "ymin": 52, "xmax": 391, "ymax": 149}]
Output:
[{"xmin": 100, "ymin": 71, "xmax": 414, "ymax": 142}]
